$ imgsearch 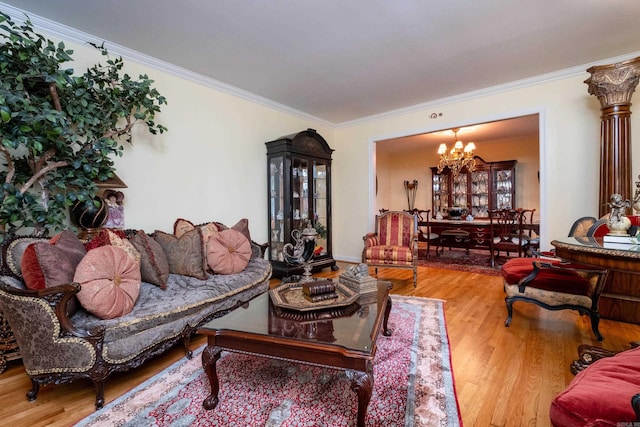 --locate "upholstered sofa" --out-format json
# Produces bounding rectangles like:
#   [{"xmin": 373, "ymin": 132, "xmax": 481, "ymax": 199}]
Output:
[{"xmin": 0, "ymin": 223, "xmax": 271, "ymax": 409}]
